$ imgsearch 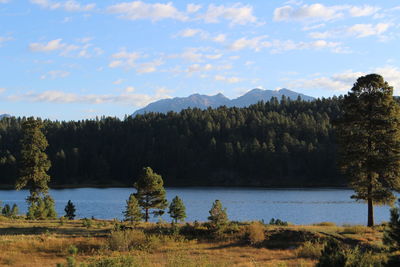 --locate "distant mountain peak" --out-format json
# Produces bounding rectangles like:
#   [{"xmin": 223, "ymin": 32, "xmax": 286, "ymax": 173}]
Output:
[
  {"xmin": 132, "ymin": 88, "xmax": 314, "ymax": 116},
  {"xmin": 0, "ymin": 114, "xmax": 10, "ymax": 119}
]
